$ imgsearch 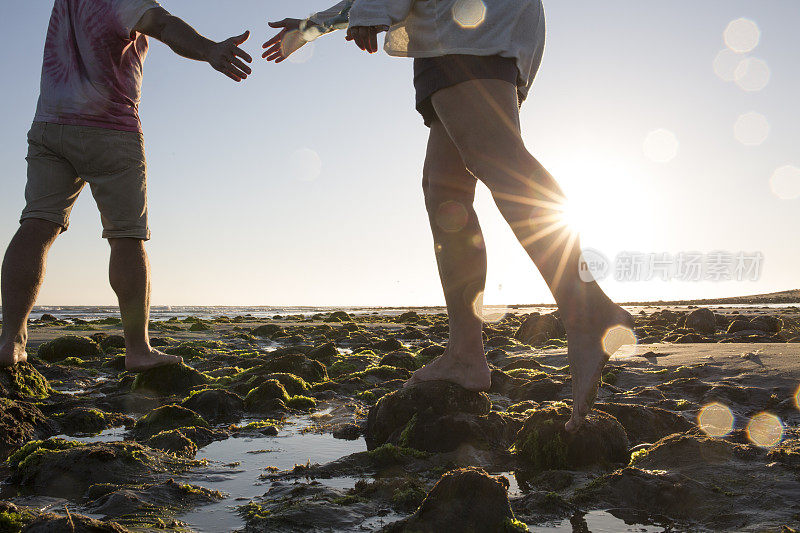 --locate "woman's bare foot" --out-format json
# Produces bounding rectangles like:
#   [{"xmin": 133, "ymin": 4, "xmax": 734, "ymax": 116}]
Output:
[
  {"xmin": 125, "ymin": 347, "xmax": 182, "ymax": 373},
  {"xmin": 0, "ymin": 339, "xmax": 28, "ymax": 368},
  {"xmin": 405, "ymin": 349, "xmax": 491, "ymax": 392},
  {"xmin": 564, "ymin": 300, "xmax": 635, "ymax": 433}
]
